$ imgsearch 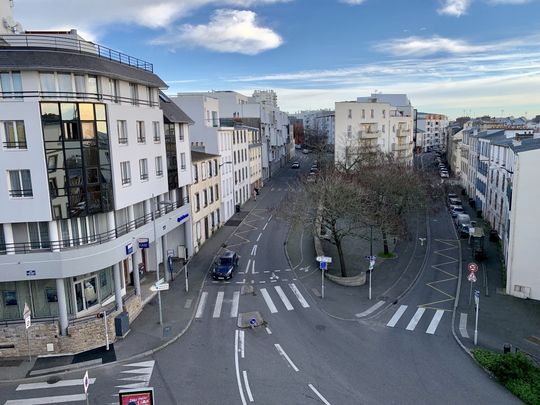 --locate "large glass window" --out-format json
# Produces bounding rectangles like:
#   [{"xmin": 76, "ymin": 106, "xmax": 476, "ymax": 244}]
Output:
[
  {"xmin": 139, "ymin": 158, "xmax": 148, "ymax": 181},
  {"xmin": 155, "ymin": 156, "xmax": 163, "ymax": 177},
  {"xmin": 136, "ymin": 121, "xmax": 145, "ymax": 143},
  {"xmin": 8, "ymin": 169, "xmax": 32, "ymax": 197},
  {"xmin": 129, "ymin": 83, "xmax": 138, "ymax": 105},
  {"xmin": 153, "ymin": 121, "xmax": 160, "ymax": 142},
  {"xmin": 121, "ymin": 161, "xmax": 131, "ymax": 185},
  {"xmin": 57, "ymin": 73, "xmax": 73, "ymax": 94},
  {"xmin": 74, "ymin": 276, "xmax": 98, "ymax": 313},
  {"xmin": 28, "ymin": 222, "xmax": 50, "ymax": 249},
  {"xmin": 0, "ymin": 71, "xmax": 22, "ymax": 99}
]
